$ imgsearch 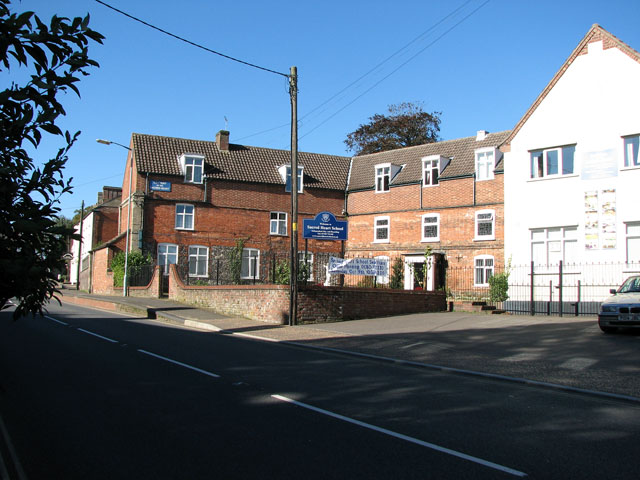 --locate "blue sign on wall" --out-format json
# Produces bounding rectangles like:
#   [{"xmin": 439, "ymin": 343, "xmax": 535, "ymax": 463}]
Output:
[
  {"xmin": 303, "ymin": 211, "xmax": 348, "ymax": 241},
  {"xmin": 150, "ymin": 180, "xmax": 171, "ymax": 192}
]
